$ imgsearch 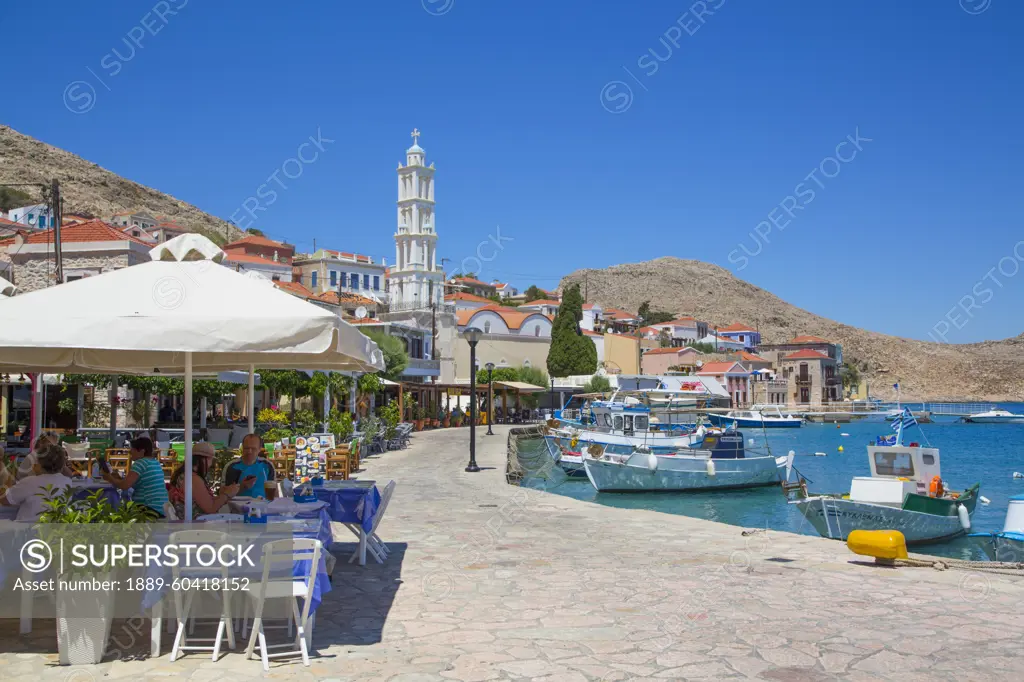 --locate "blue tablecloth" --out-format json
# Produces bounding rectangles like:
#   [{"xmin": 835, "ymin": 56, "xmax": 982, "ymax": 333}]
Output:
[
  {"xmin": 69, "ymin": 481, "xmax": 126, "ymax": 507},
  {"xmin": 313, "ymin": 486, "xmax": 380, "ymax": 533}
]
